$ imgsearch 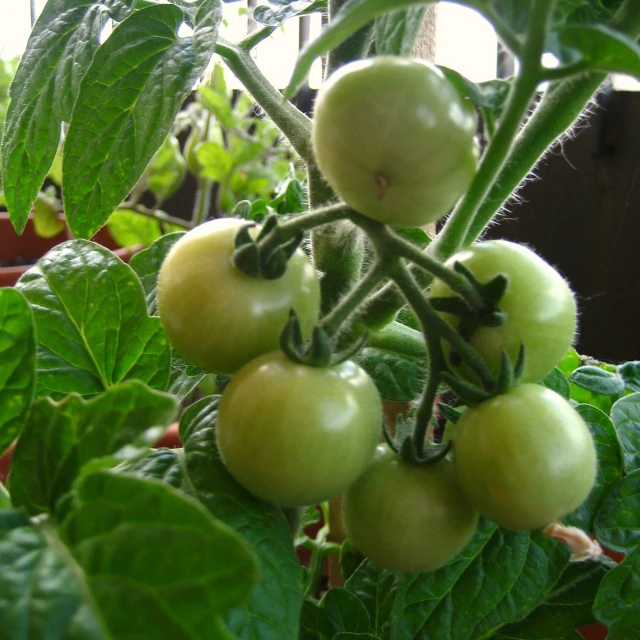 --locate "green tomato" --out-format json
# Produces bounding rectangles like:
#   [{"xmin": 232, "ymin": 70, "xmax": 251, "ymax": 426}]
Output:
[
  {"xmin": 430, "ymin": 240, "xmax": 577, "ymax": 384},
  {"xmin": 216, "ymin": 351, "xmax": 383, "ymax": 506},
  {"xmin": 342, "ymin": 445, "xmax": 479, "ymax": 573},
  {"xmin": 312, "ymin": 56, "xmax": 478, "ymax": 228},
  {"xmin": 157, "ymin": 218, "xmax": 320, "ymax": 375},
  {"xmin": 453, "ymin": 384, "xmax": 597, "ymax": 531}
]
